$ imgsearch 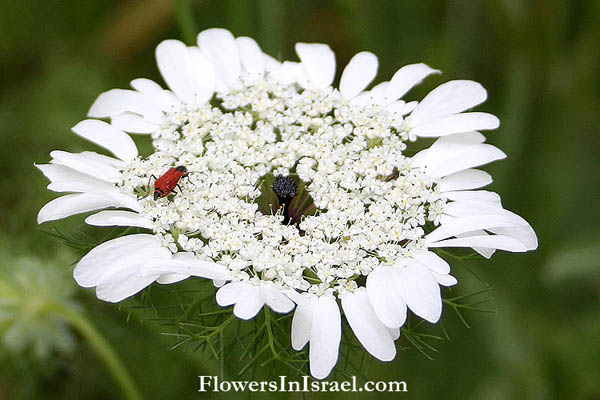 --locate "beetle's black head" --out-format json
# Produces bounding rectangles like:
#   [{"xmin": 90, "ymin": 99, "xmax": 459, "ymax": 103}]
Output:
[
  {"xmin": 153, "ymin": 190, "xmax": 163, "ymax": 200},
  {"xmin": 175, "ymin": 165, "xmax": 188, "ymax": 175}
]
